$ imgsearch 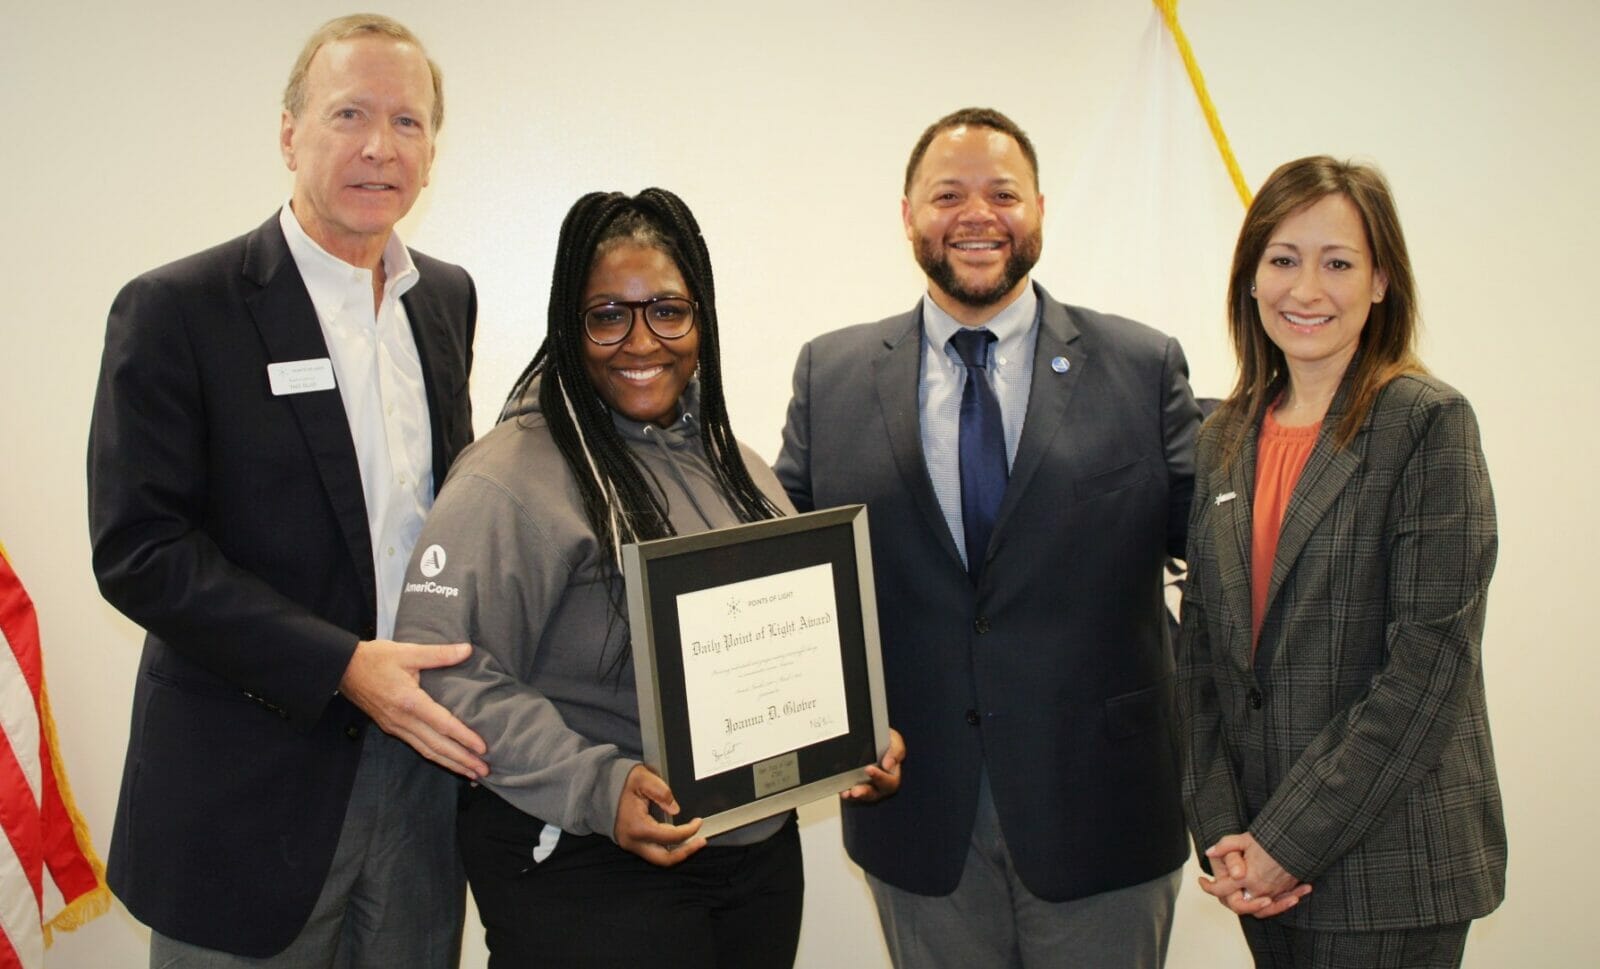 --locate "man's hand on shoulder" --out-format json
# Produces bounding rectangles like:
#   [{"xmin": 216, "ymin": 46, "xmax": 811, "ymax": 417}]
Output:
[{"xmin": 339, "ymin": 639, "xmax": 489, "ymax": 779}]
